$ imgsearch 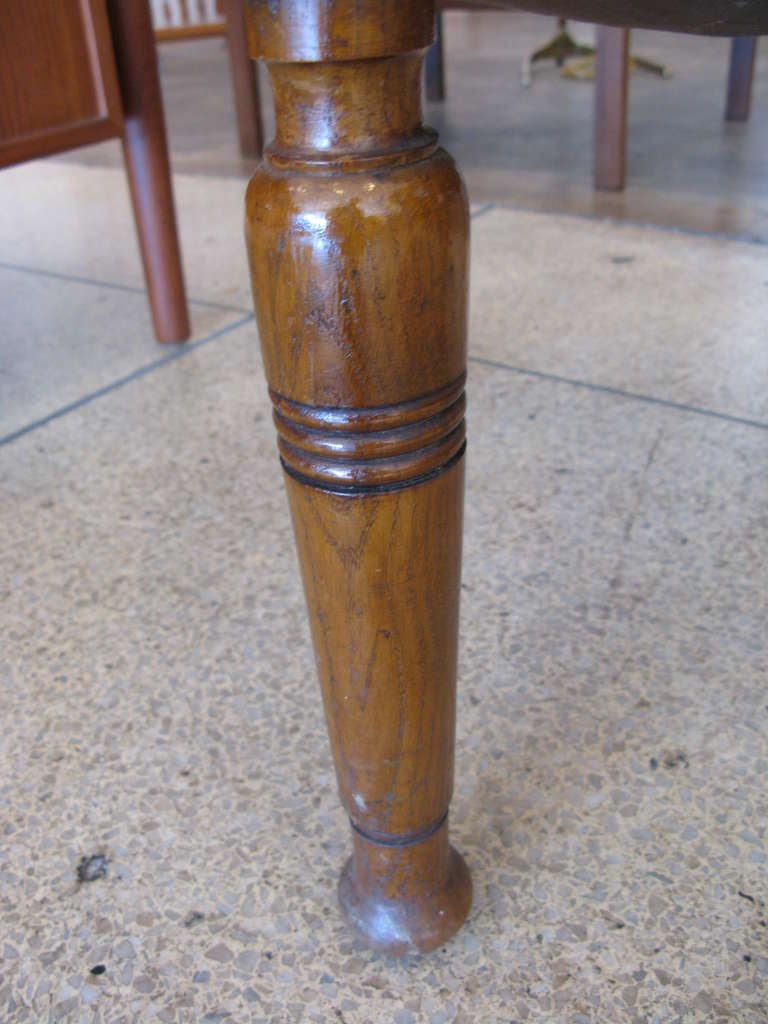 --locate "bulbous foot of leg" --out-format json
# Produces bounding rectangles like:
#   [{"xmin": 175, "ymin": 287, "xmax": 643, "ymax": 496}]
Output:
[{"xmin": 338, "ymin": 818, "xmax": 472, "ymax": 955}]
